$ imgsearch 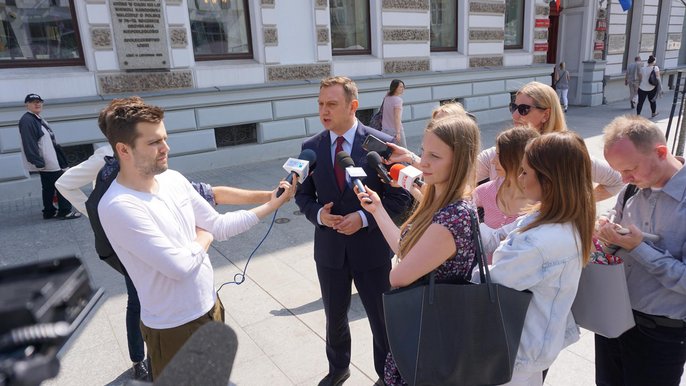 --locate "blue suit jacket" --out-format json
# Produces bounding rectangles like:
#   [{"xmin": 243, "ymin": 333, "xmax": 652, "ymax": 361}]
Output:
[{"xmin": 295, "ymin": 123, "xmax": 411, "ymax": 271}]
